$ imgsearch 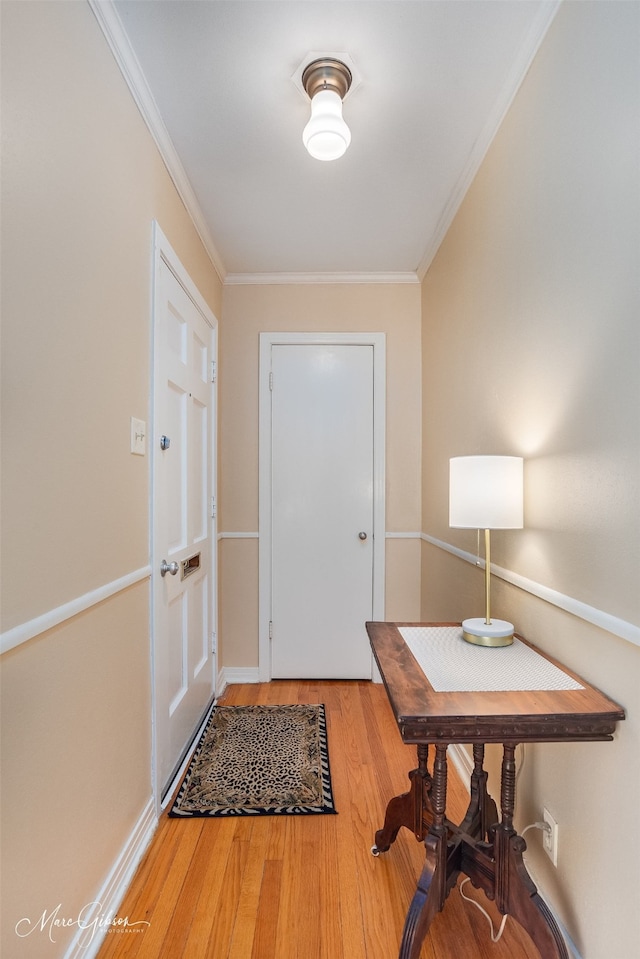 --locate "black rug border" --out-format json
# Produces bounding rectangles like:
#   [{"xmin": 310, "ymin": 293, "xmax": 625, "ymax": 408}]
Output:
[{"xmin": 168, "ymin": 703, "xmax": 337, "ymax": 818}]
